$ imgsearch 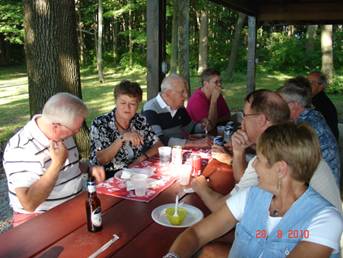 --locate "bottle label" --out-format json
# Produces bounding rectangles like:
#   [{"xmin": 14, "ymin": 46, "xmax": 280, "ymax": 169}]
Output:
[
  {"xmin": 91, "ymin": 207, "xmax": 102, "ymax": 227},
  {"xmin": 87, "ymin": 184, "xmax": 96, "ymax": 193}
]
